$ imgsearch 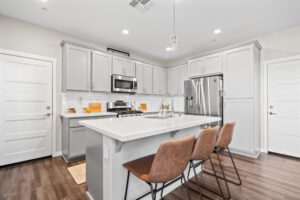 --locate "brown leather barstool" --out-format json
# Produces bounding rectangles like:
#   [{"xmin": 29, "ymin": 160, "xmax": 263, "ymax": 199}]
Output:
[
  {"xmin": 123, "ymin": 135, "xmax": 195, "ymax": 200},
  {"xmin": 203, "ymin": 122, "xmax": 241, "ymax": 199},
  {"xmin": 187, "ymin": 128, "xmax": 226, "ymax": 199}
]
